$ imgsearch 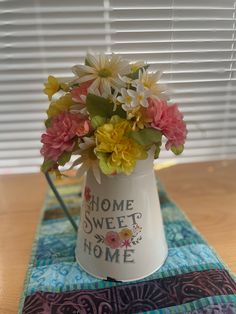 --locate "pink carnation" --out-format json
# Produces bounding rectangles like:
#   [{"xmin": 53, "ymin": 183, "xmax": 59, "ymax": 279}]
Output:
[
  {"xmin": 71, "ymin": 80, "xmax": 93, "ymax": 103},
  {"xmin": 146, "ymin": 98, "xmax": 187, "ymax": 150},
  {"xmin": 40, "ymin": 112, "xmax": 91, "ymax": 161}
]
